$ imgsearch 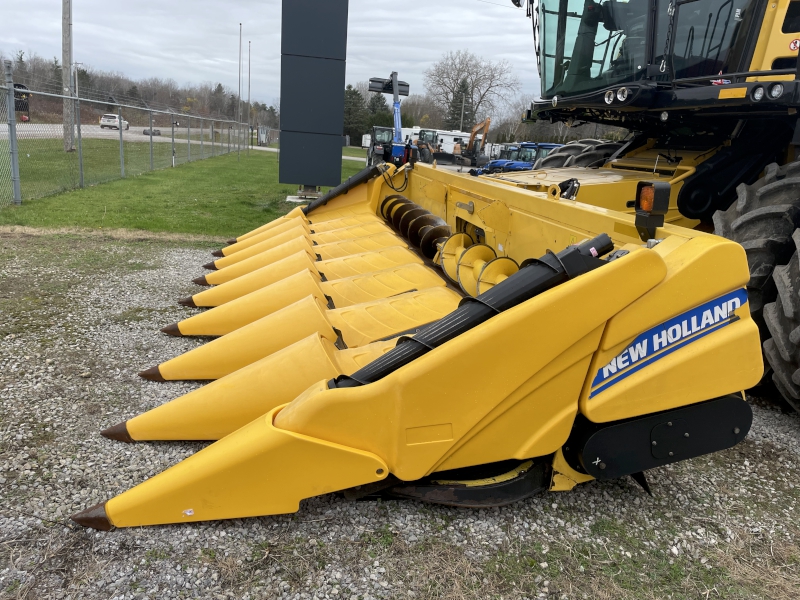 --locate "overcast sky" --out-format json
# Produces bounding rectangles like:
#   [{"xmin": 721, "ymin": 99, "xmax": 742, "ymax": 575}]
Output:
[{"xmin": 0, "ymin": 0, "xmax": 540, "ymax": 105}]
